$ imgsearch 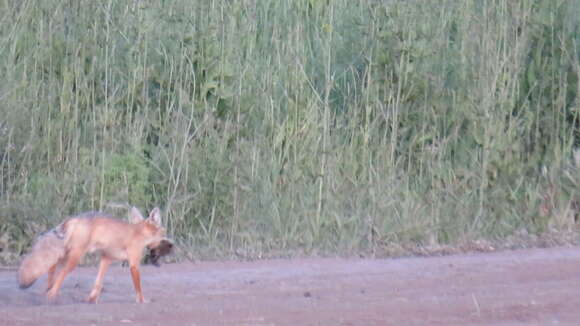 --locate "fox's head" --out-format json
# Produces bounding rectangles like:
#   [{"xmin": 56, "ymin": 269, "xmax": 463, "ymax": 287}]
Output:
[{"xmin": 129, "ymin": 206, "xmax": 166, "ymax": 246}]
